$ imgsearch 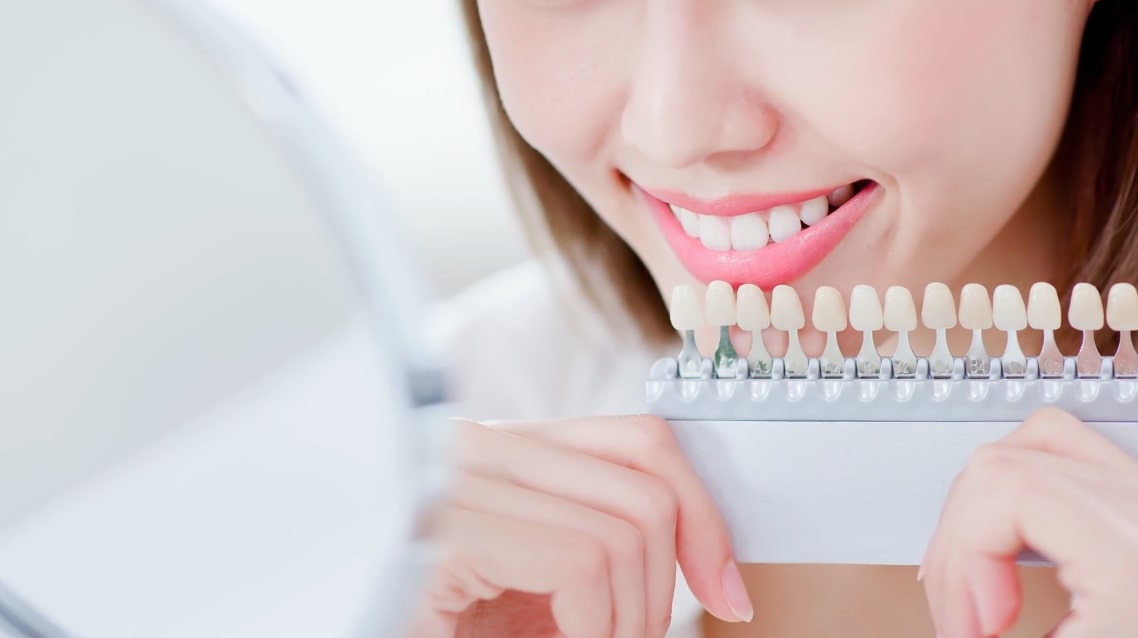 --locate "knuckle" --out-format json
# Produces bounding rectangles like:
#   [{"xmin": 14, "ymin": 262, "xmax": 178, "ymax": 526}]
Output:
[
  {"xmin": 649, "ymin": 613, "xmax": 674, "ymax": 638},
  {"xmin": 966, "ymin": 443, "xmax": 1015, "ymax": 477},
  {"xmin": 604, "ymin": 518, "xmax": 646, "ymax": 568},
  {"xmin": 959, "ymin": 443, "xmax": 1032, "ymax": 497},
  {"xmin": 634, "ymin": 477, "xmax": 680, "ymax": 536},
  {"xmin": 561, "ymin": 532, "xmax": 609, "ymax": 585}
]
